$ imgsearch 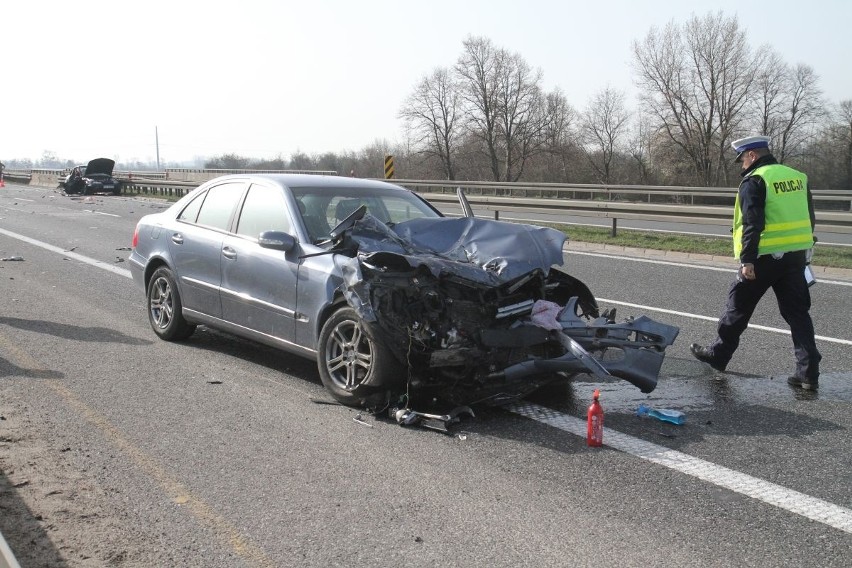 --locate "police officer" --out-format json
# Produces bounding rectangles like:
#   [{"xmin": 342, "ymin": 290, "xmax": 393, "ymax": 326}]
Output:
[{"xmin": 690, "ymin": 135, "xmax": 821, "ymax": 390}]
